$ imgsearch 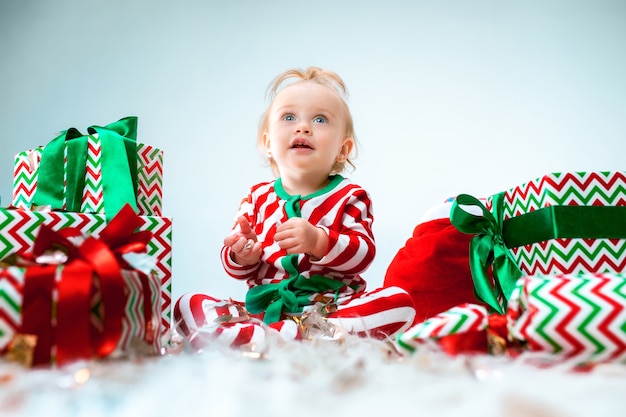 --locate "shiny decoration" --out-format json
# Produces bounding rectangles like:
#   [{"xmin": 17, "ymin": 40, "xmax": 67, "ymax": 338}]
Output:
[
  {"xmin": 288, "ymin": 304, "xmax": 345, "ymax": 341},
  {"xmin": 6, "ymin": 334, "xmax": 38, "ymax": 367}
]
